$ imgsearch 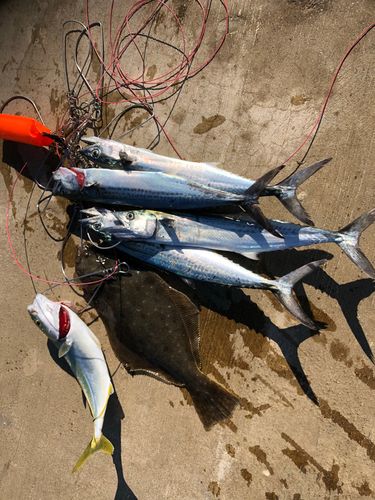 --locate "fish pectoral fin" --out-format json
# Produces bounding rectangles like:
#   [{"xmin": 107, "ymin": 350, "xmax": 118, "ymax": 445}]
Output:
[
  {"xmin": 84, "ymin": 180, "xmax": 99, "ymax": 188},
  {"xmin": 119, "ymin": 150, "xmax": 138, "ymax": 165},
  {"xmin": 239, "ymin": 251, "xmax": 260, "ymax": 260},
  {"xmin": 72, "ymin": 435, "xmax": 114, "ymax": 473},
  {"xmin": 58, "ymin": 339, "xmax": 73, "ymax": 358}
]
